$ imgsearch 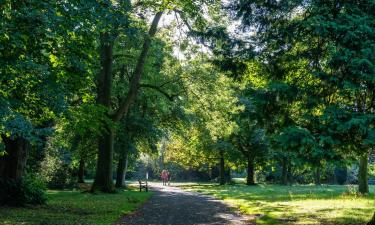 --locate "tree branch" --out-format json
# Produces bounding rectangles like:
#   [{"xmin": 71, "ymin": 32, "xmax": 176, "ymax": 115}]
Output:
[
  {"xmin": 139, "ymin": 83, "xmax": 177, "ymax": 101},
  {"xmin": 112, "ymin": 11, "xmax": 163, "ymax": 122}
]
